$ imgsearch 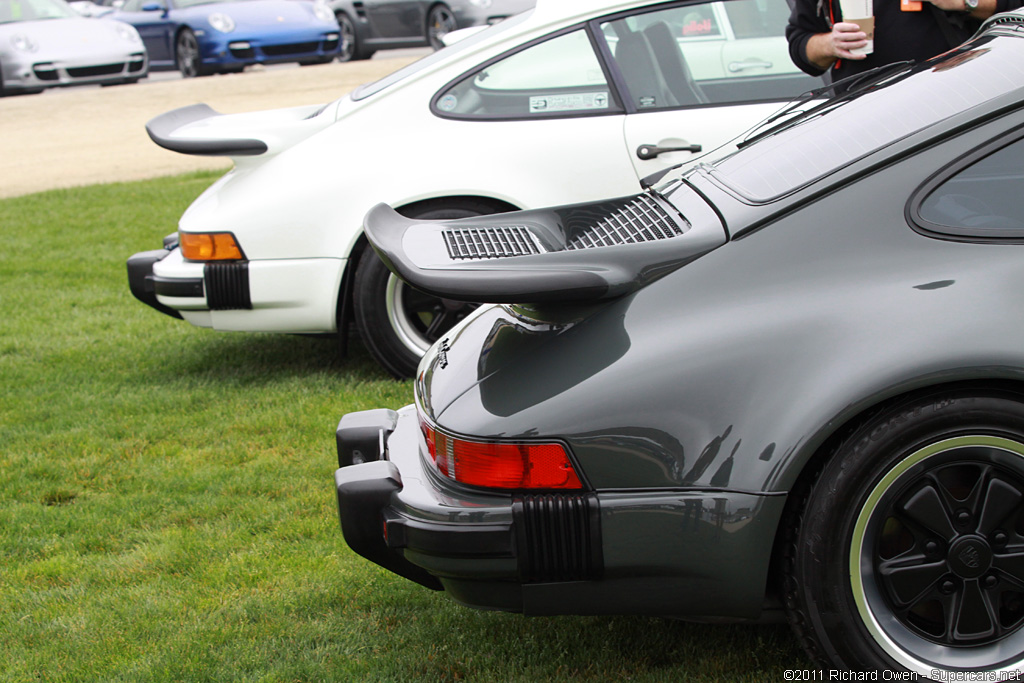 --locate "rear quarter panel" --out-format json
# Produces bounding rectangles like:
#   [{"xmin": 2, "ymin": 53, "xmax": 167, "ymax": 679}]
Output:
[{"xmin": 426, "ymin": 111, "xmax": 1024, "ymax": 495}]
